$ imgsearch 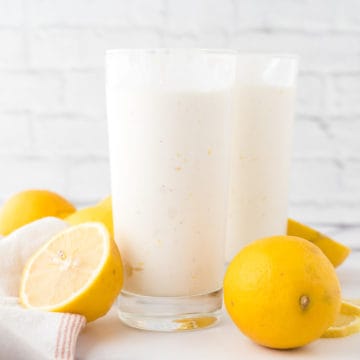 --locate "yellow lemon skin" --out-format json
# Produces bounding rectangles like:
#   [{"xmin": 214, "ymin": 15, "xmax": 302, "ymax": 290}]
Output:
[
  {"xmin": 66, "ymin": 196, "xmax": 113, "ymax": 237},
  {"xmin": 20, "ymin": 223, "xmax": 123, "ymax": 322},
  {"xmin": 224, "ymin": 235, "xmax": 341, "ymax": 349},
  {"xmin": 0, "ymin": 190, "xmax": 76, "ymax": 236},
  {"xmin": 287, "ymin": 218, "xmax": 350, "ymax": 267}
]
